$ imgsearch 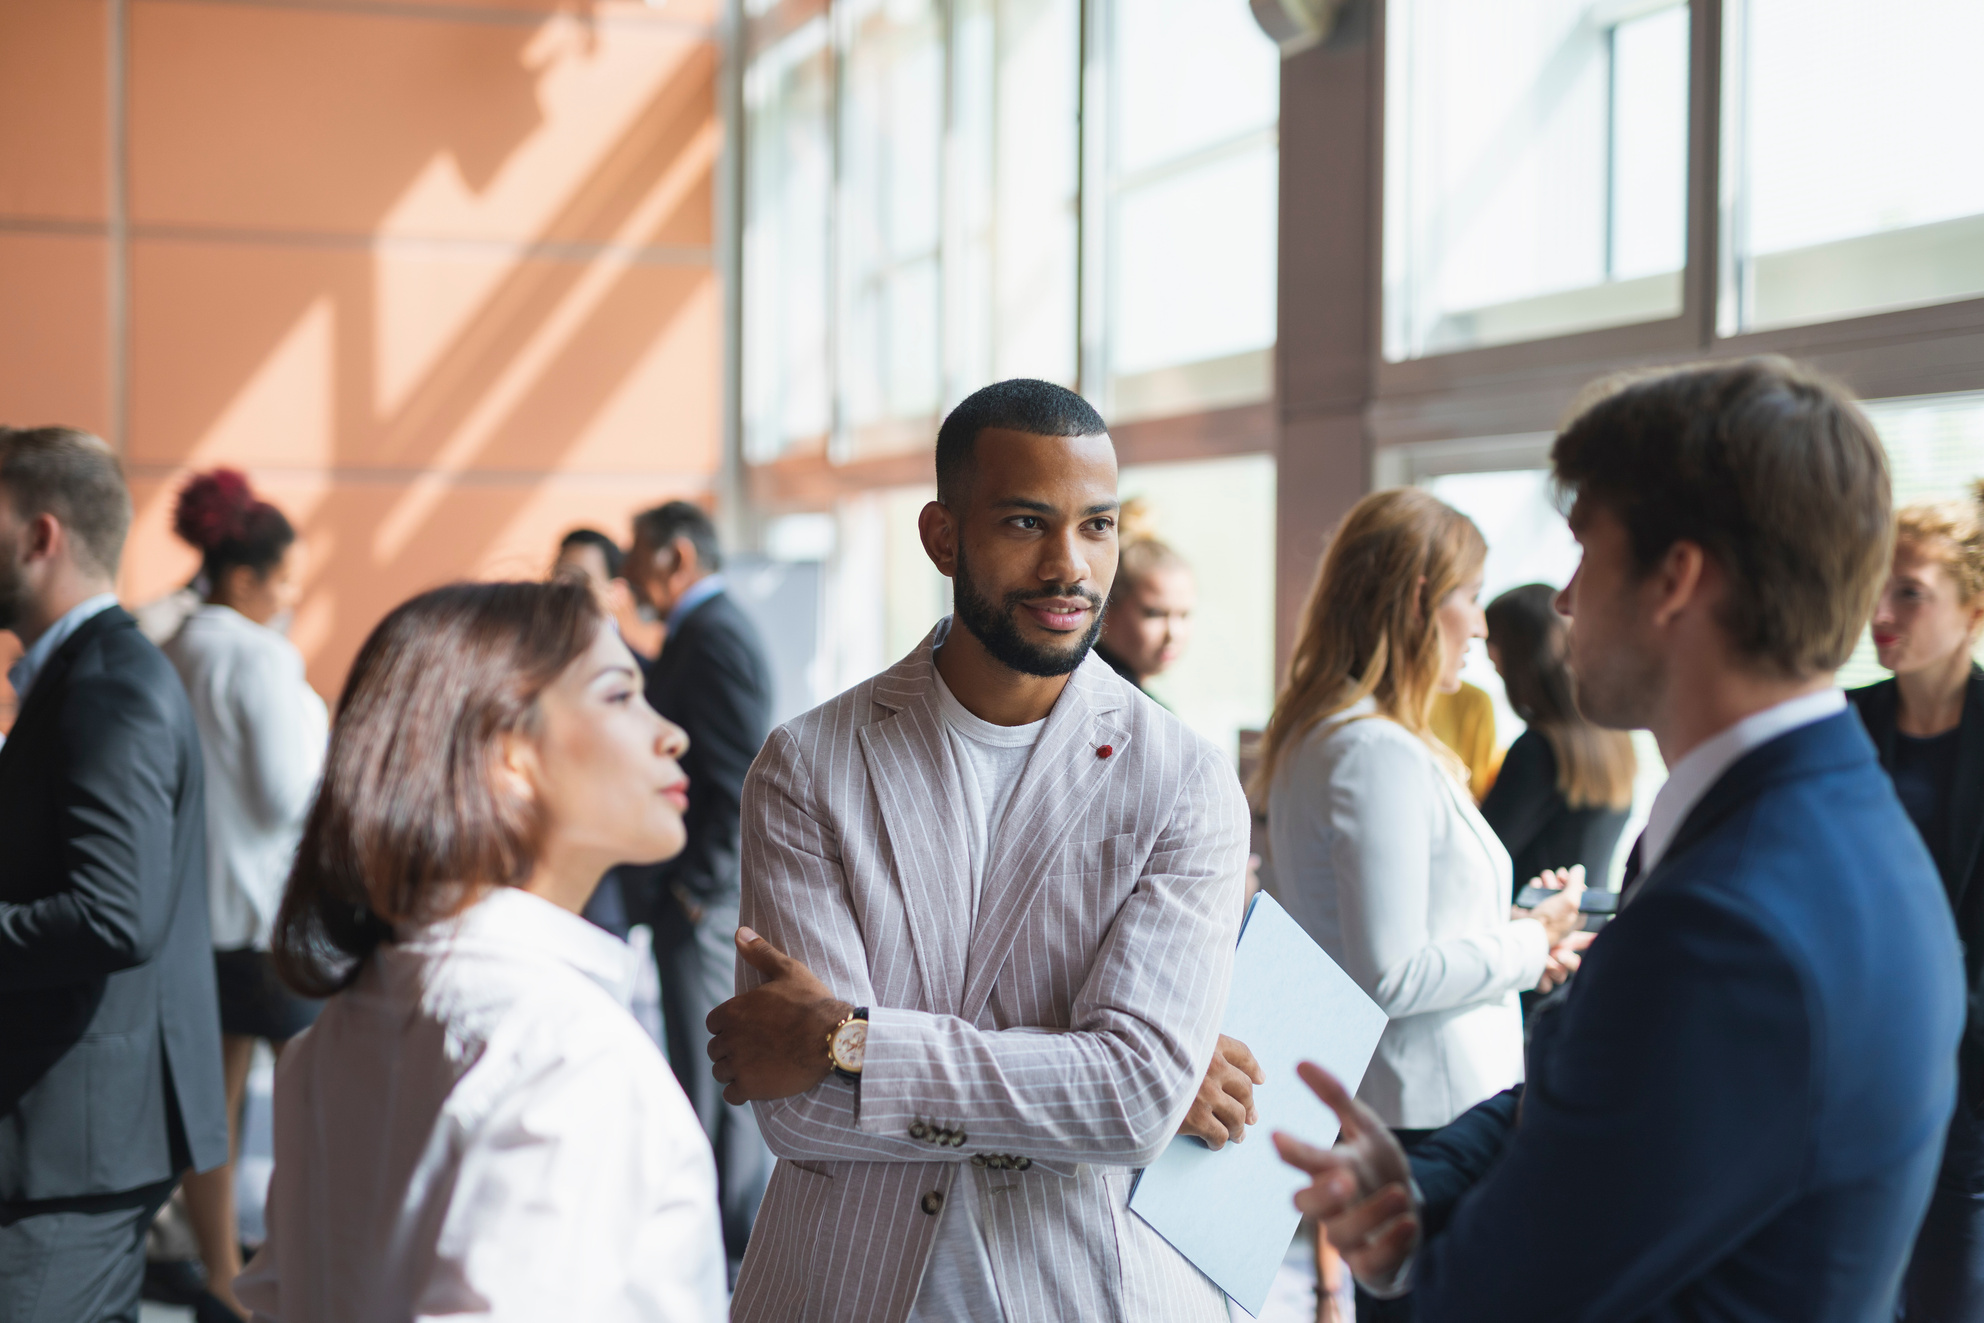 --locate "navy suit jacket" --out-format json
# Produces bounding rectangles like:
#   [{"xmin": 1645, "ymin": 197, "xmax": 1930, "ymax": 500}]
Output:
[{"xmin": 1407, "ymin": 710, "xmax": 1964, "ymax": 1322}]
